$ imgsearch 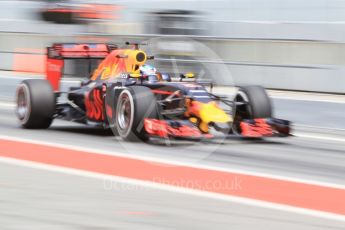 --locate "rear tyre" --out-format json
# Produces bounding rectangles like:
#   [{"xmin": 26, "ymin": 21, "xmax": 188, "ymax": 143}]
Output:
[
  {"xmin": 16, "ymin": 79, "xmax": 55, "ymax": 129},
  {"xmin": 115, "ymin": 86, "xmax": 158, "ymax": 142}
]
